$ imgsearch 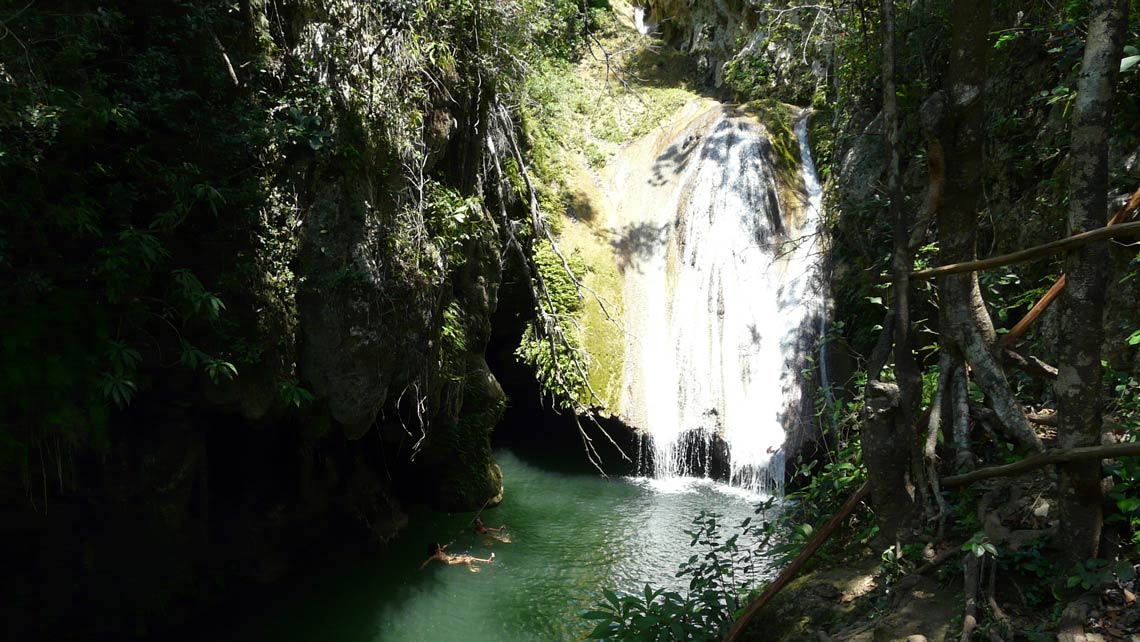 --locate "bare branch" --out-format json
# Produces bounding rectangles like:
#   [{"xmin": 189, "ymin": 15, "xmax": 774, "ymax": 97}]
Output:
[
  {"xmin": 901, "ymin": 221, "xmax": 1140, "ymax": 281},
  {"xmin": 941, "ymin": 442, "xmax": 1140, "ymax": 488}
]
